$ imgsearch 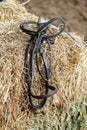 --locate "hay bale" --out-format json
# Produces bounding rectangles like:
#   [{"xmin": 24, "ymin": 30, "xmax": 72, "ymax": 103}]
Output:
[{"xmin": 0, "ymin": 0, "xmax": 87, "ymax": 130}]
